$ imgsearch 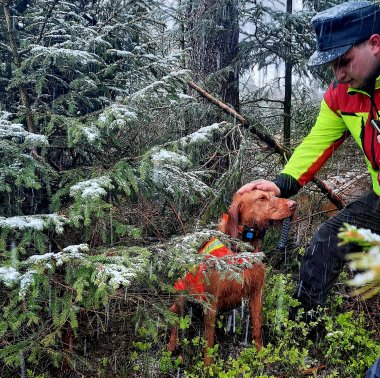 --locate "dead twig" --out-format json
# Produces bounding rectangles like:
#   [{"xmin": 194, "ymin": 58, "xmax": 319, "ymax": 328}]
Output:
[{"xmin": 168, "ymin": 201, "xmax": 186, "ymax": 234}]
